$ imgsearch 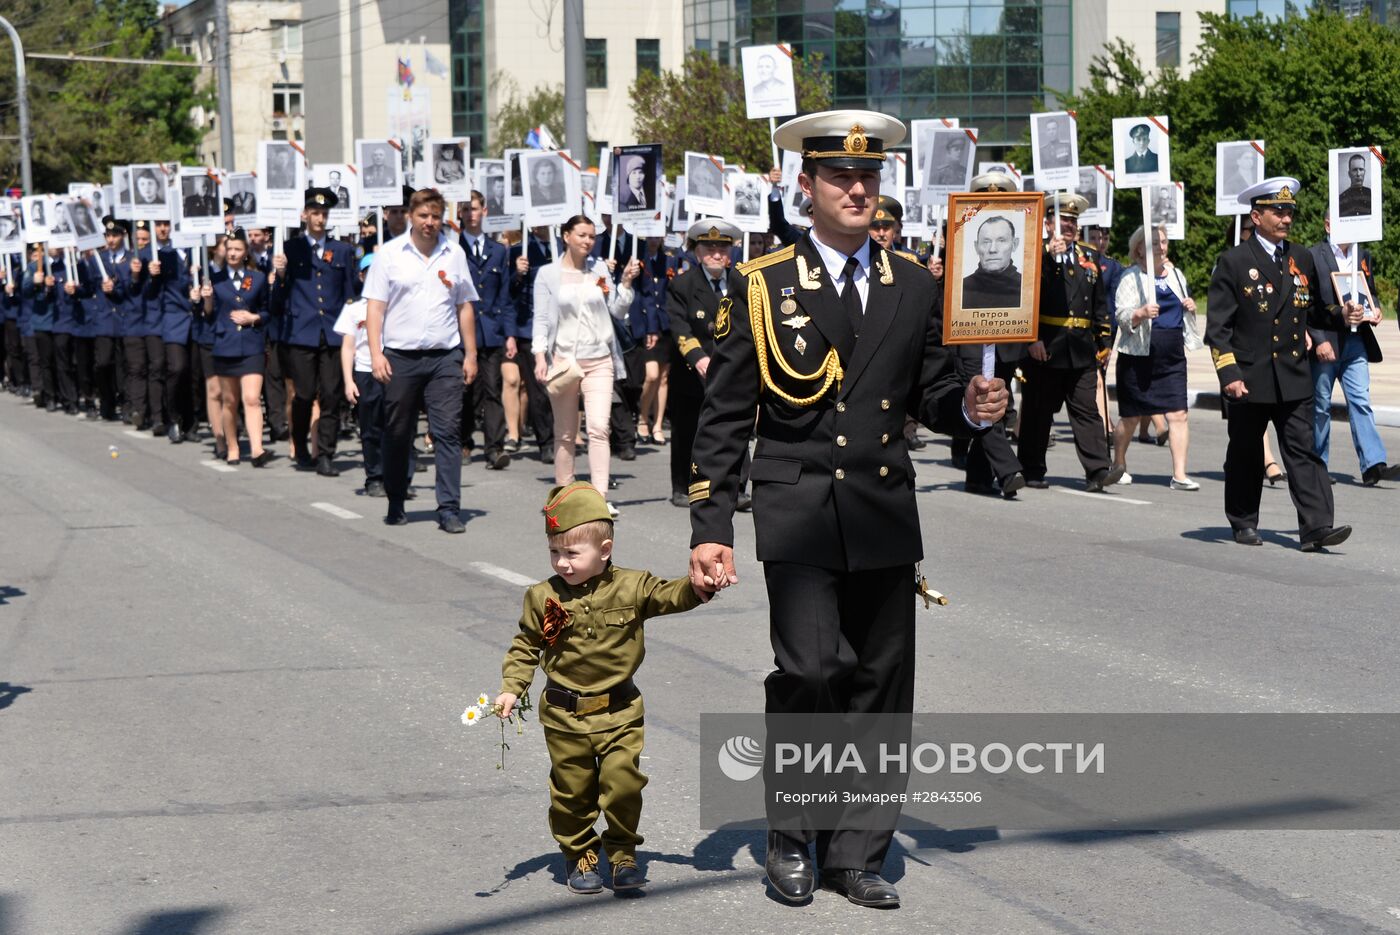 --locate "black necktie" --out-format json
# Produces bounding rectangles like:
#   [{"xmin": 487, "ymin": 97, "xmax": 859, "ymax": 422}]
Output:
[
  {"xmin": 841, "ymin": 256, "xmax": 862, "ymax": 336},
  {"xmin": 472, "ymin": 238, "xmax": 481, "ymax": 260},
  {"xmin": 1276, "ymin": 241, "xmax": 1288, "ymax": 273},
  {"xmin": 710, "ymin": 277, "xmax": 722, "ymax": 295}
]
